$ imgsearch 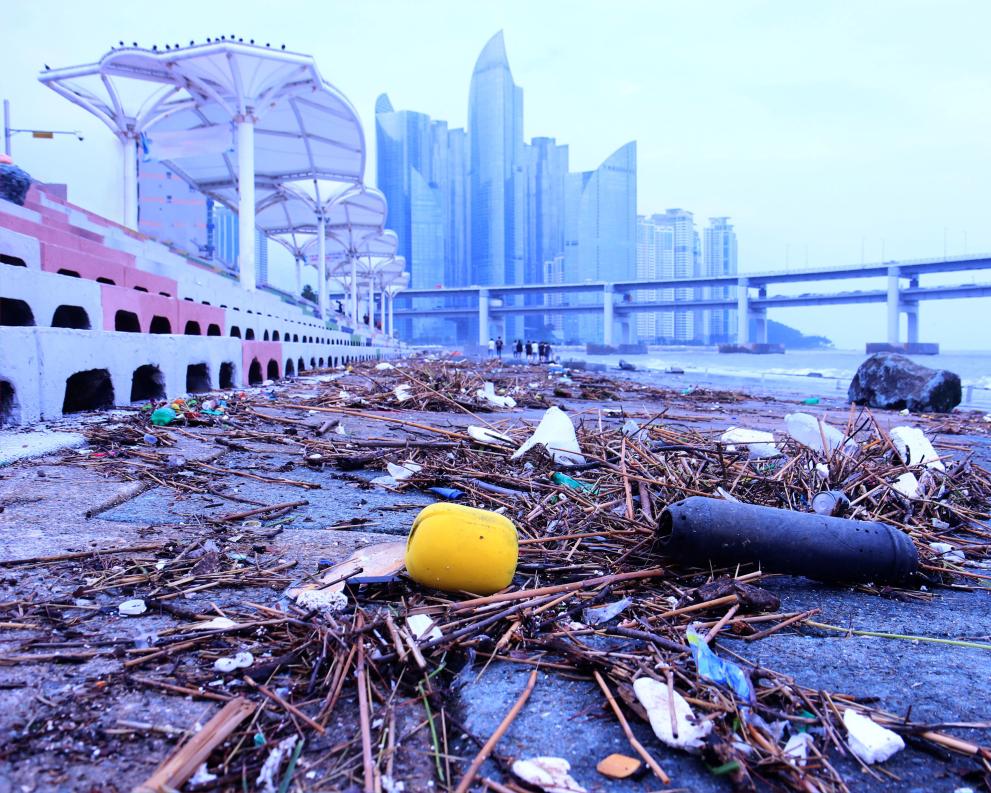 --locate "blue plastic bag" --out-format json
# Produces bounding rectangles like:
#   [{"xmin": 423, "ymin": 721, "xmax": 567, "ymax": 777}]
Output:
[{"xmin": 686, "ymin": 626, "xmax": 754, "ymax": 705}]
